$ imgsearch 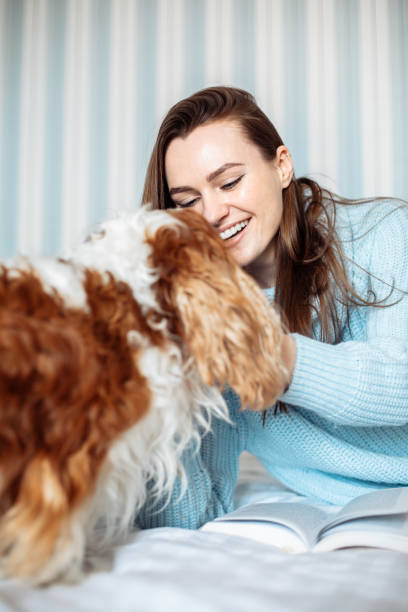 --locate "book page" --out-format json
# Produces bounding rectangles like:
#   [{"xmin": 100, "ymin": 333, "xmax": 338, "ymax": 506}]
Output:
[
  {"xmin": 201, "ymin": 520, "xmax": 307, "ymax": 553},
  {"xmin": 204, "ymin": 487, "xmax": 408, "ymax": 552},
  {"xmin": 208, "ymin": 501, "xmax": 331, "ymax": 549},
  {"xmin": 314, "ymin": 514, "xmax": 408, "ymax": 553},
  {"xmin": 319, "ymin": 487, "xmax": 408, "ymax": 535}
]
